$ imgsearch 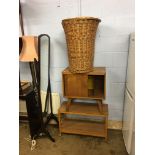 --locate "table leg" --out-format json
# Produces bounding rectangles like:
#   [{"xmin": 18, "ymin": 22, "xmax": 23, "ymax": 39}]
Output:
[
  {"xmin": 104, "ymin": 115, "xmax": 108, "ymax": 142},
  {"xmin": 97, "ymin": 99, "xmax": 103, "ymax": 113},
  {"xmin": 66, "ymin": 98, "xmax": 72, "ymax": 111},
  {"xmin": 58, "ymin": 110, "xmax": 62, "ymax": 136}
]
